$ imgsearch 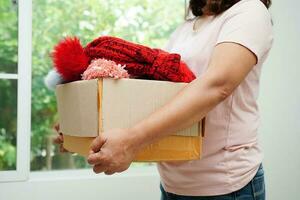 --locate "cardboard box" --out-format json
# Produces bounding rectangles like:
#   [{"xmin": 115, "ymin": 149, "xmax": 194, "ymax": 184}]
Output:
[{"xmin": 56, "ymin": 78, "xmax": 205, "ymax": 161}]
